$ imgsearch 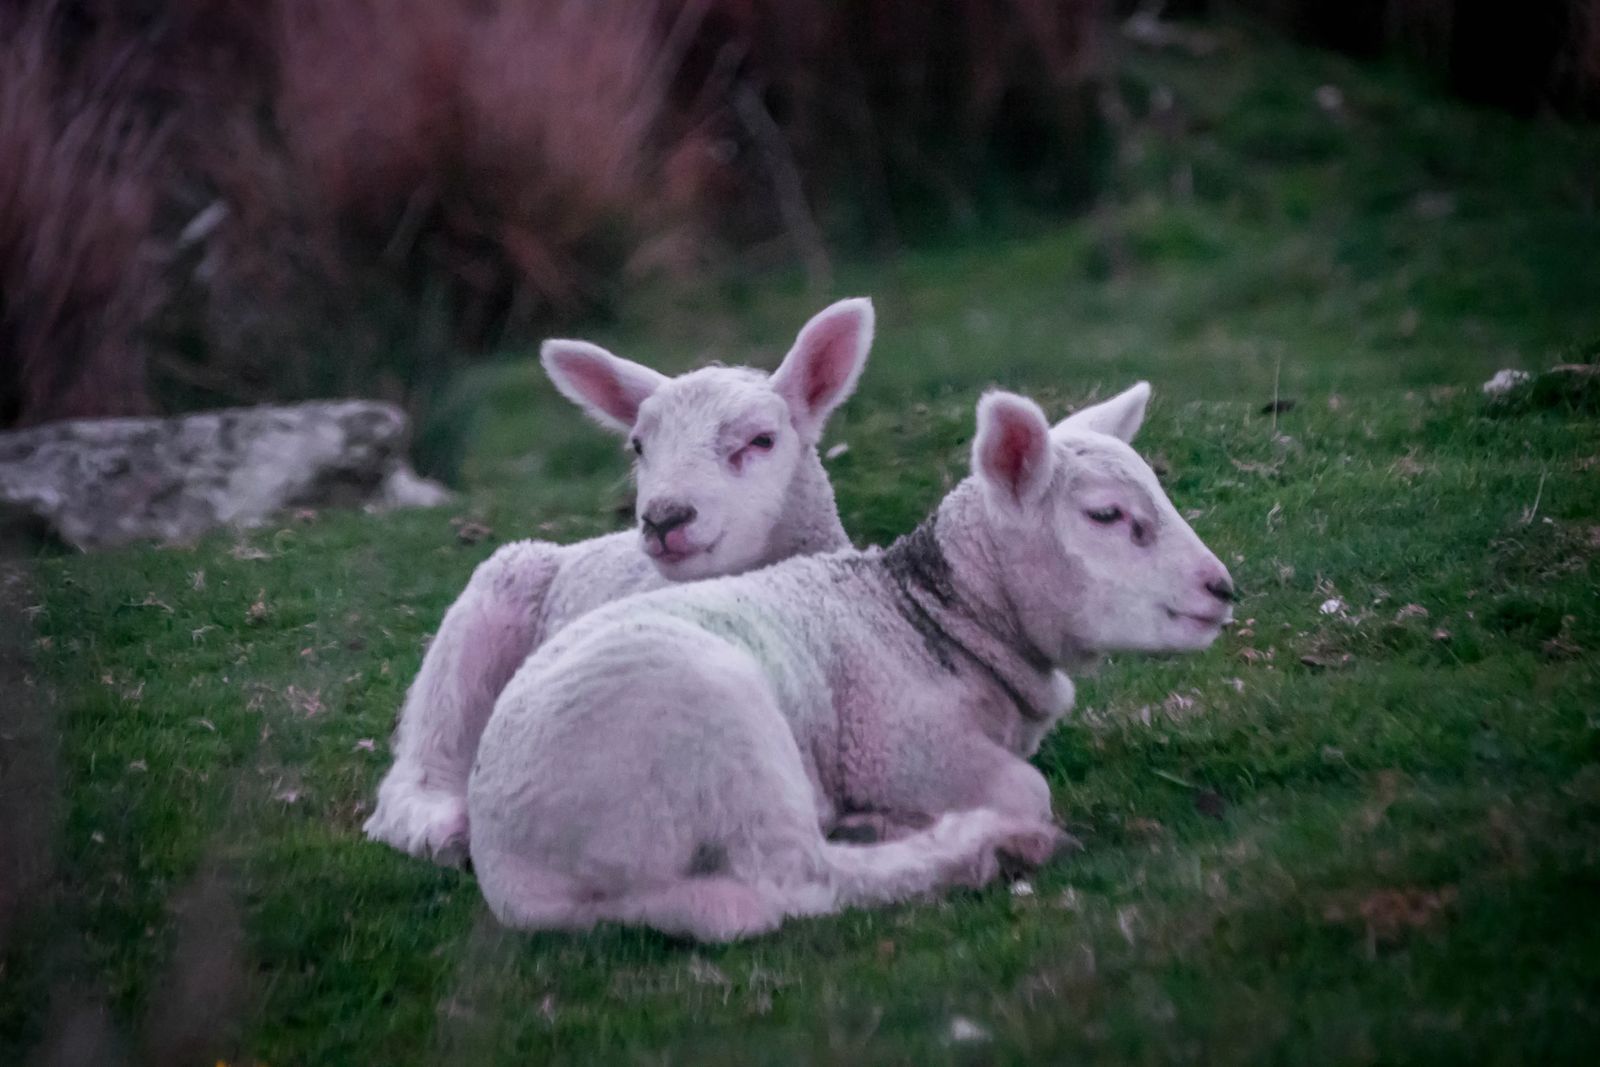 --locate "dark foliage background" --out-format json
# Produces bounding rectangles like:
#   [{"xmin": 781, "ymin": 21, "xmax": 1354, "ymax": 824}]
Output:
[
  {"xmin": 0, "ymin": 0, "xmax": 1105, "ymax": 441},
  {"xmin": 1, "ymin": 0, "xmax": 1594, "ymax": 449},
  {"xmin": 1159, "ymin": 0, "xmax": 1600, "ymax": 114}
]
